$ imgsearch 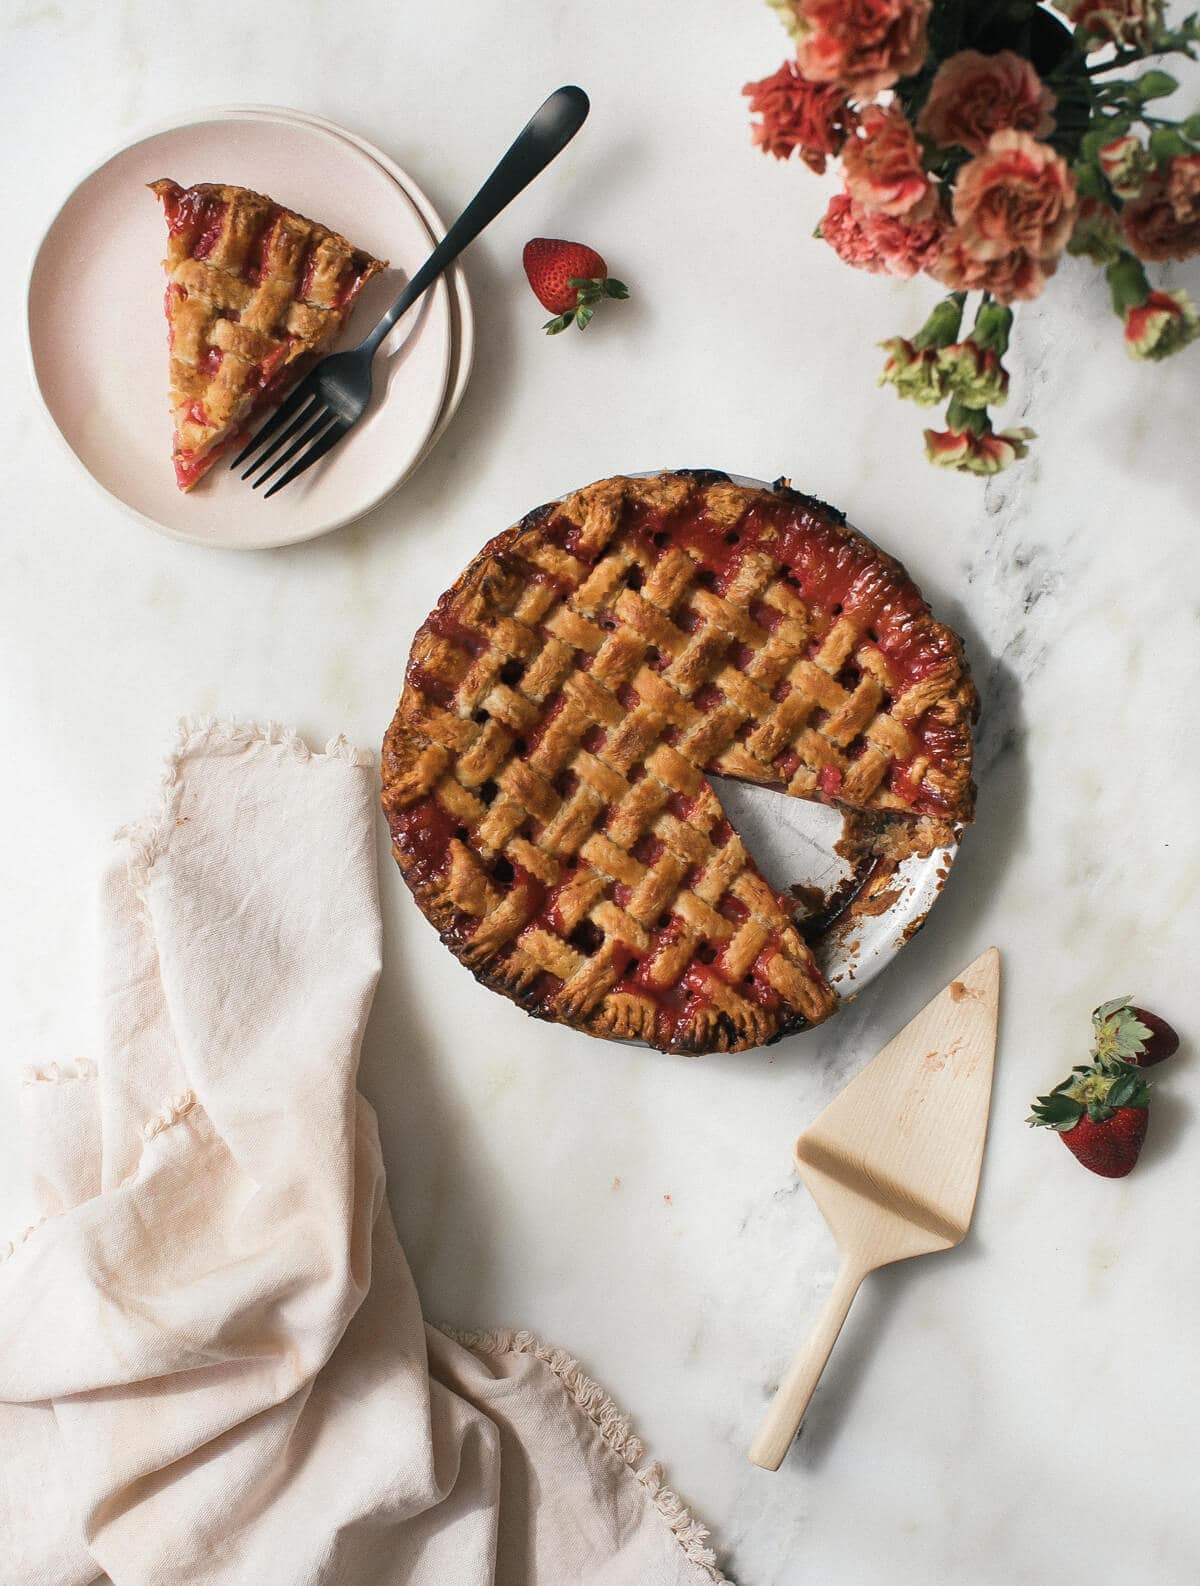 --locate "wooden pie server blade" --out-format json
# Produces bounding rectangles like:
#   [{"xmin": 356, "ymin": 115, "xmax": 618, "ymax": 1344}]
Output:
[{"xmin": 749, "ymin": 947, "xmax": 1000, "ymax": 1471}]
